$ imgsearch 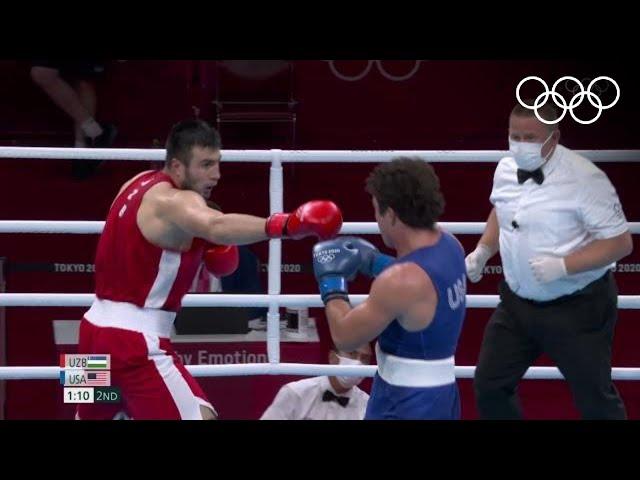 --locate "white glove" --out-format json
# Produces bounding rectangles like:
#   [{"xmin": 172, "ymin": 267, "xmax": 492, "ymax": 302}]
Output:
[
  {"xmin": 465, "ymin": 244, "xmax": 493, "ymax": 283},
  {"xmin": 529, "ymin": 256, "xmax": 567, "ymax": 283}
]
